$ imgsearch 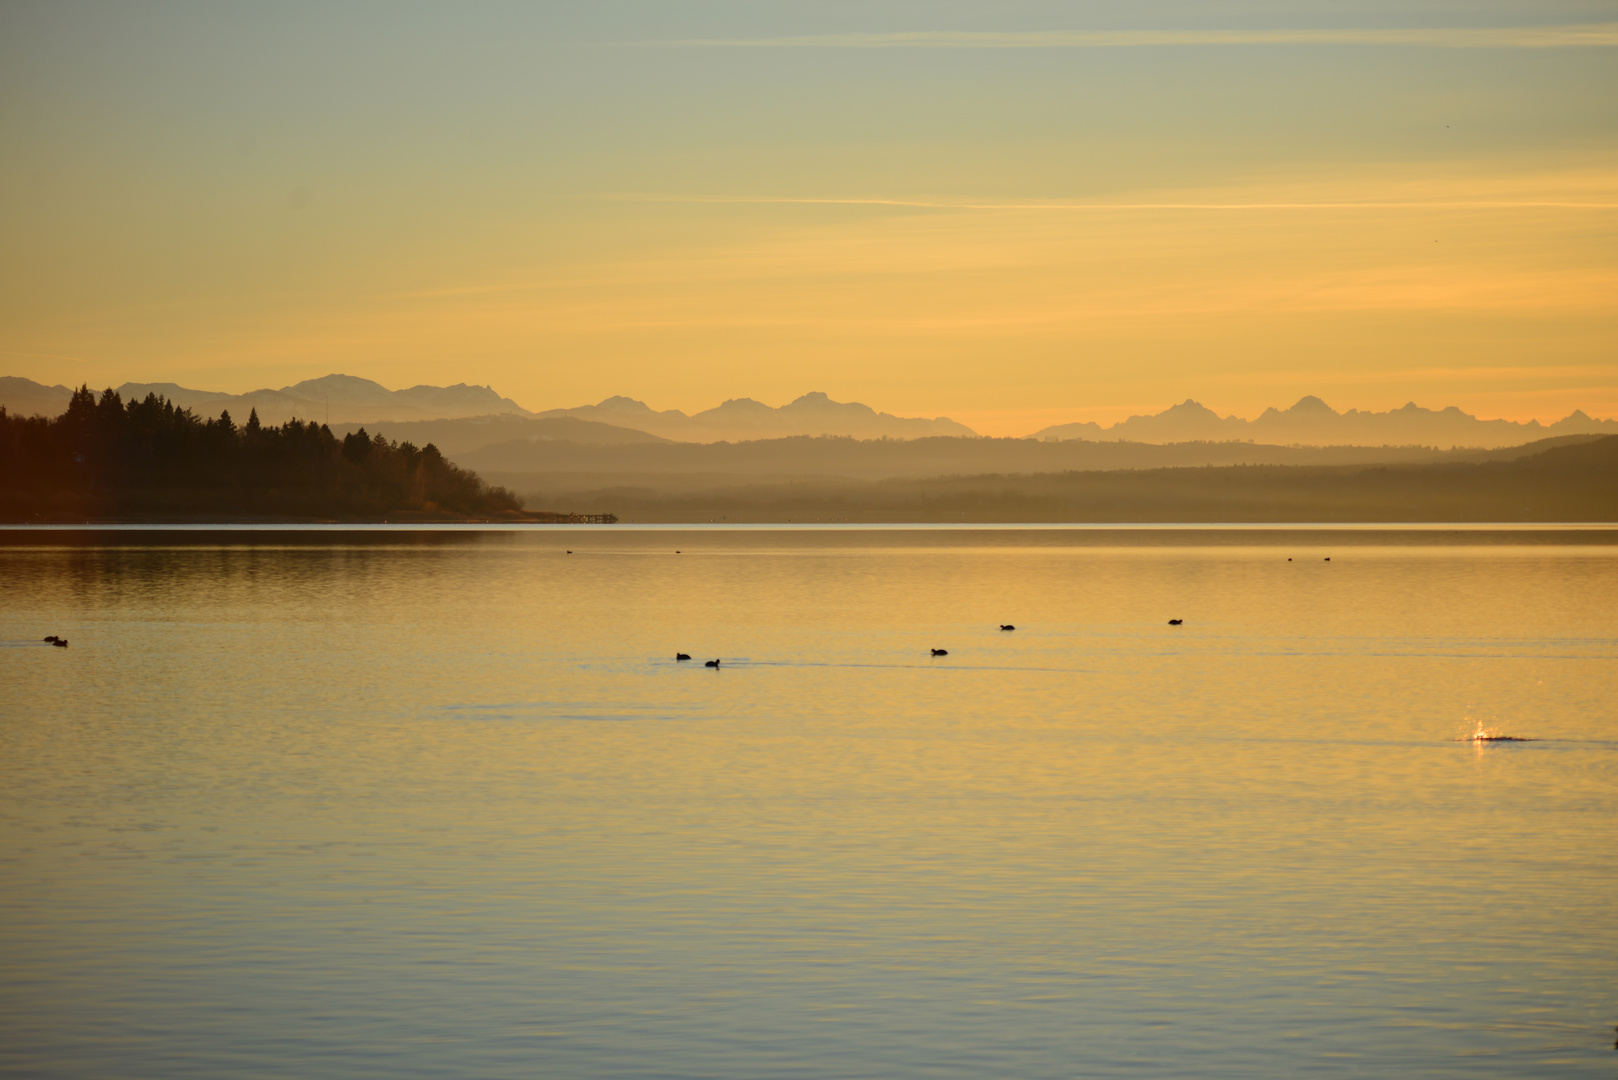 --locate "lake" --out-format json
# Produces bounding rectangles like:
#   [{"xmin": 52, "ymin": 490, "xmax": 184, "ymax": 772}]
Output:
[{"xmin": 2, "ymin": 525, "xmax": 1615, "ymax": 1078}]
